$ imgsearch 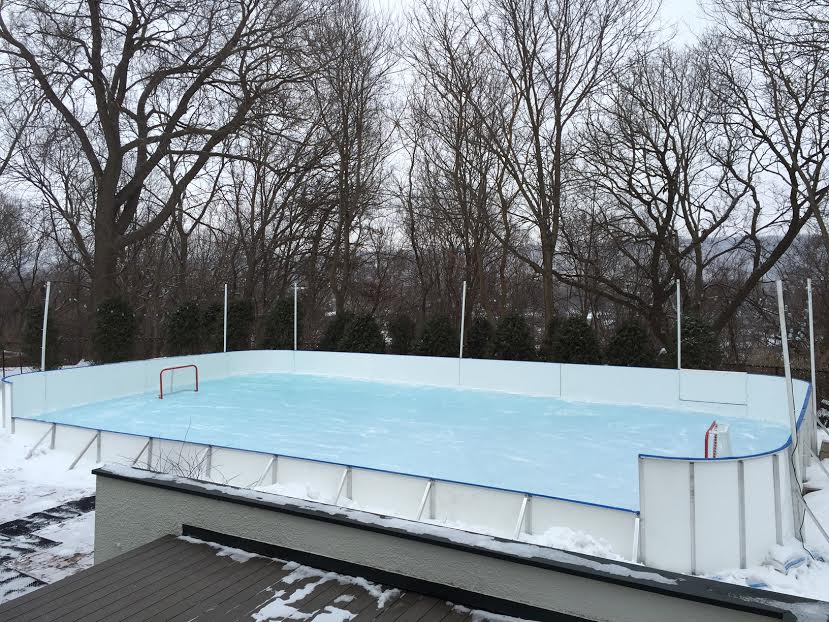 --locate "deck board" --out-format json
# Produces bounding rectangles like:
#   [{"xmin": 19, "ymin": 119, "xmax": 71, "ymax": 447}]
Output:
[
  {"xmin": 0, "ymin": 536, "xmax": 178, "ymax": 621},
  {"xmin": 0, "ymin": 537, "xmax": 506, "ymax": 622}
]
